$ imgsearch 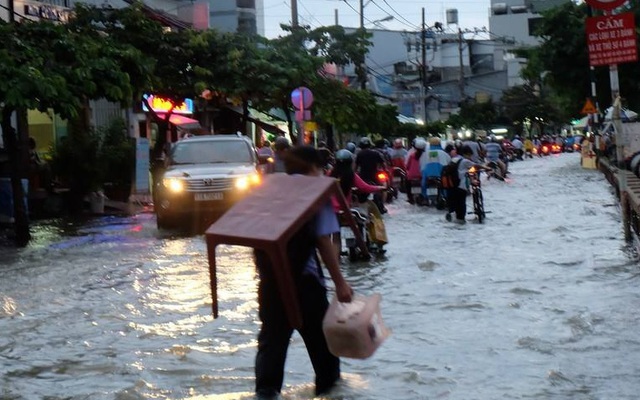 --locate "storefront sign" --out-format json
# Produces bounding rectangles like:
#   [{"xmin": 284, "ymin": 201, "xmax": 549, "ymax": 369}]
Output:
[
  {"xmin": 586, "ymin": 12, "xmax": 638, "ymax": 67},
  {"xmin": 142, "ymin": 95, "xmax": 194, "ymax": 115}
]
